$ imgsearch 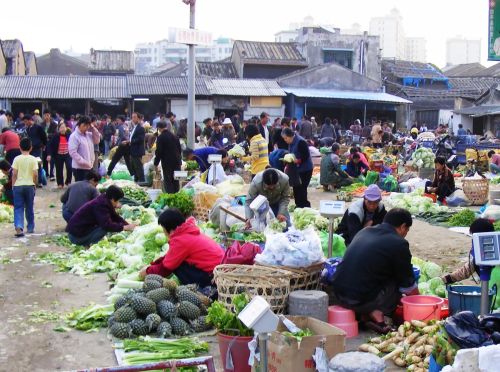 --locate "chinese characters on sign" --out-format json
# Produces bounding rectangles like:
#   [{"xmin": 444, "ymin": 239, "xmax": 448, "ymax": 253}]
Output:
[{"xmin": 169, "ymin": 27, "xmax": 213, "ymax": 46}]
